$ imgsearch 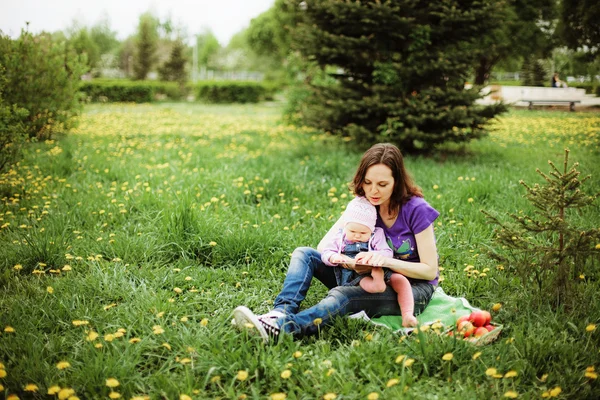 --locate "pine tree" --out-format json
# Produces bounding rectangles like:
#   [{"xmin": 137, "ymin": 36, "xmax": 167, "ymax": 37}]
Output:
[
  {"xmin": 483, "ymin": 149, "xmax": 600, "ymax": 308},
  {"xmin": 288, "ymin": 0, "xmax": 507, "ymax": 153}
]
